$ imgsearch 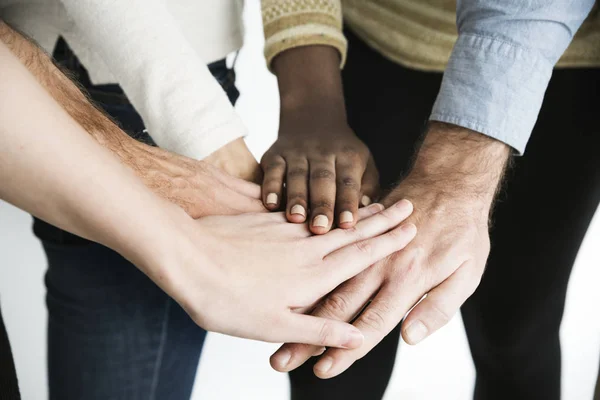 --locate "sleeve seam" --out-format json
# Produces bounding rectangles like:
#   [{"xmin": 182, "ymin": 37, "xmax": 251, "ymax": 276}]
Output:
[
  {"xmin": 456, "ymin": 32, "xmax": 552, "ymax": 72},
  {"xmin": 429, "ymin": 112, "xmax": 523, "ymax": 153}
]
